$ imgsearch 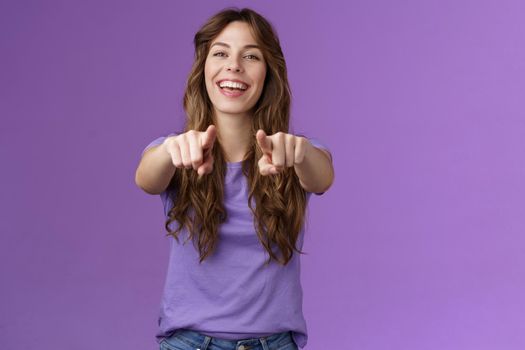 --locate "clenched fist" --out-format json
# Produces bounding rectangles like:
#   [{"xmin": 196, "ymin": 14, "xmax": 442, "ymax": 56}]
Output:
[
  {"xmin": 256, "ymin": 129, "xmax": 311, "ymax": 176},
  {"xmin": 163, "ymin": 125, "xmax": 217, "ymax": 178}
]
